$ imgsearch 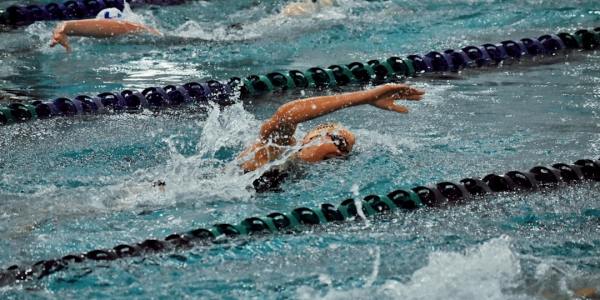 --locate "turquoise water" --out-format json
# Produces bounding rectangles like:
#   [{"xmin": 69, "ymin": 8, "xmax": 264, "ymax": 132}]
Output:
[{"xmin": 0, "ymin": 0, "xmax": 599, "ymax": 298}]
